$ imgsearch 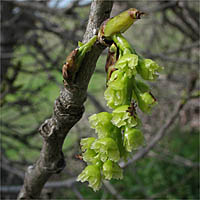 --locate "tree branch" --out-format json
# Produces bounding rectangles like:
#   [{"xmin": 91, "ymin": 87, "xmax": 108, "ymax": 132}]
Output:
[
  {"xmin": 17, "ymin": 1, "xmax": 113, "ymax": 199},
  {"xmin": 1, "ymin": 177, "xmax": 77, "ymax": 193},
  {"xmin": 149, "ymin": 150, "xmax": 200, "ymax": 168}
]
